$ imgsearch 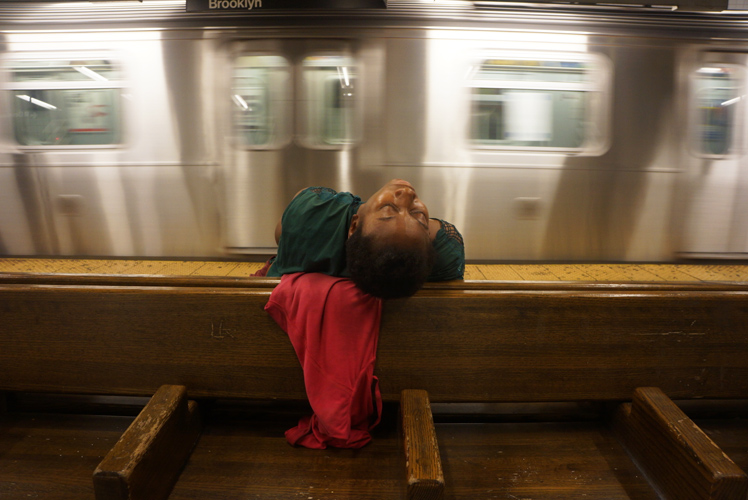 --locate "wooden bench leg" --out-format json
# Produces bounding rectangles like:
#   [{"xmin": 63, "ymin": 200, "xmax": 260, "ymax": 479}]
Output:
[
  {"xmin": 400, "ymin": 389, "xmax": 444, "ymax": 500},
  {"xmin": 614, "ymin": 386, "xmax": 748, "ymax": 500},
  {"xmin": 93, "ymin": 385, "xmax": 201, "ymax": 500}
]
